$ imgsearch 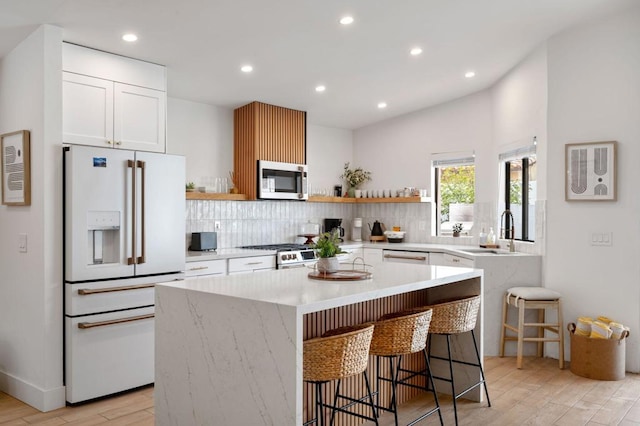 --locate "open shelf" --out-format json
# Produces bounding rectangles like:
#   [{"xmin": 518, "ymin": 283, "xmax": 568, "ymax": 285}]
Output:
[
  {"xmin": 186, "ymin": 193, "xmax": 431, "ymax": 203},
  {"xmin": 308, "ymin": 196, "xmax": 431, "ymax": 203},
  {"xmin": 186, "ymin": 192, "xmax": 248, "ymax": 201}
]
